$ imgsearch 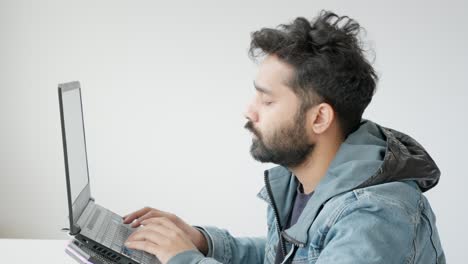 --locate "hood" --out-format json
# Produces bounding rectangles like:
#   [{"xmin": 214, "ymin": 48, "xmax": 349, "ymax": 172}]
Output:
[{"xmin": 256, "ymin": 119, "xmax": 441, "ymax": 245}]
